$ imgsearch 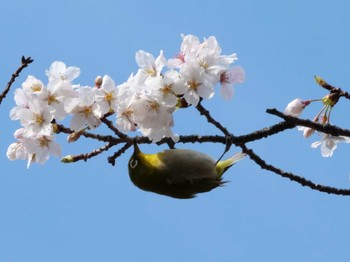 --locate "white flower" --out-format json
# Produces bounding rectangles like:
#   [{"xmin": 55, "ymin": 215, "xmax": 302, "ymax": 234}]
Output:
[
  {"xmin": 15, "ymin": 99, "xmax": 53, "ymax": 136},
  {"xmin": 22, "ymin": 75, "xmax": 46, "ymax": 98},
  {"xmin": 115, "ymin": 76, "xmax": 142, "ymax": 133},
  {"xmin": 44, "ymin": 77, "xmax": 78, "ymax": 120},
  {"xmin": 167, "ymin": 53, "xmax": 186, "ymax": 69},
  {"xmin": 196, "ymin": 36, "xmax": 226, "ymax": 78},
  {"xmin": 7, "ymin": 127, "xmax": 61, "ymax": 168},
  {"xmin": 141, "ymin": 125, "xmax": 179, "ymax": 143},
  {"xmin": 93, "ymin": 75, "xmax": 118, "ymax": 118},
  {"xmin": 38, "ymin": 61, "xmax": 81, "ymax": 121},
  {"xmin": 146, "ymin": 70, "xmax": 187, "ymax": 107},
  {"xmin": 10, "ymin": 88, "xmax": 31, "ymax": 120},
  {"xmin": 168, "ymin": 34, "xmax": 241, "ymax": 106},
  {"xmin": 181, "ymin": 34, "xmax": 201, "ymax": 54},
  {"xmin": 297, "ymin": 126, "xmax": 315, "ymax": 138},
  {"xmin": 173, "ymin": 35, "xmax": 237, "ymax": 86},
  {"xmin": 115, "ymin": 98, "xmax": 137, "ymax": 132},
  {"xmin": 311, "ymin": 133, "xmax": 350, "ymax": 157},
  {"xmin": 46, "ymin": 61, "xmax": 80, "ymax": 84},
  {"xmin": 135, "ymin": 50, "xmax": 166, "ymax": 81},
  {"xmin": 116, "ymin": 89, "xmax": 179, "ymax": 141},
  {"xmin": 180, "ymin": 63, "xmax": 214, "ymax": 106},
  {"xmin": 116, "ymin": 74, "xmax": 138, "ymax": 104},
  {"xmin": 167, "ymin": 34, "xmax": 200, "ymax": 68},
  {"xmin": 284, "ymin": 98, "xmax": 310, "ymax": 117},
  {"xmin": 218, "ymin": 53, "xmax": 238, "ymax": 68},
  {"xmin": 132, "ymin": 95, "xmax": 173, "ymax": 130},
  {"xmin": 22, "ymin": 134, "xmax": 61, "ymax": 168},
  {"xmin": 219, "ymin": 66, "xmax": 245, "ymax": 100},
  {"xmin": 64, "ymin": 86, "xmax": 101, "ymax": 131},
  {"xmin": 7, "ymin": 142, "xmax": 28, "ymax": 161}
]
